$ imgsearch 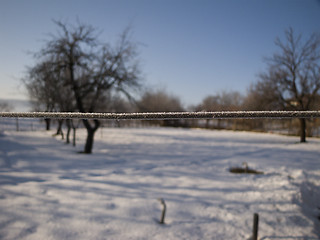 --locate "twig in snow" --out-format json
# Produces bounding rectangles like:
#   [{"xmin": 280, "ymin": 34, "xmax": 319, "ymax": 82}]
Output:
[{"xmin": 158, "ymin": 198, "xmax": 166, "ymax": 224}]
